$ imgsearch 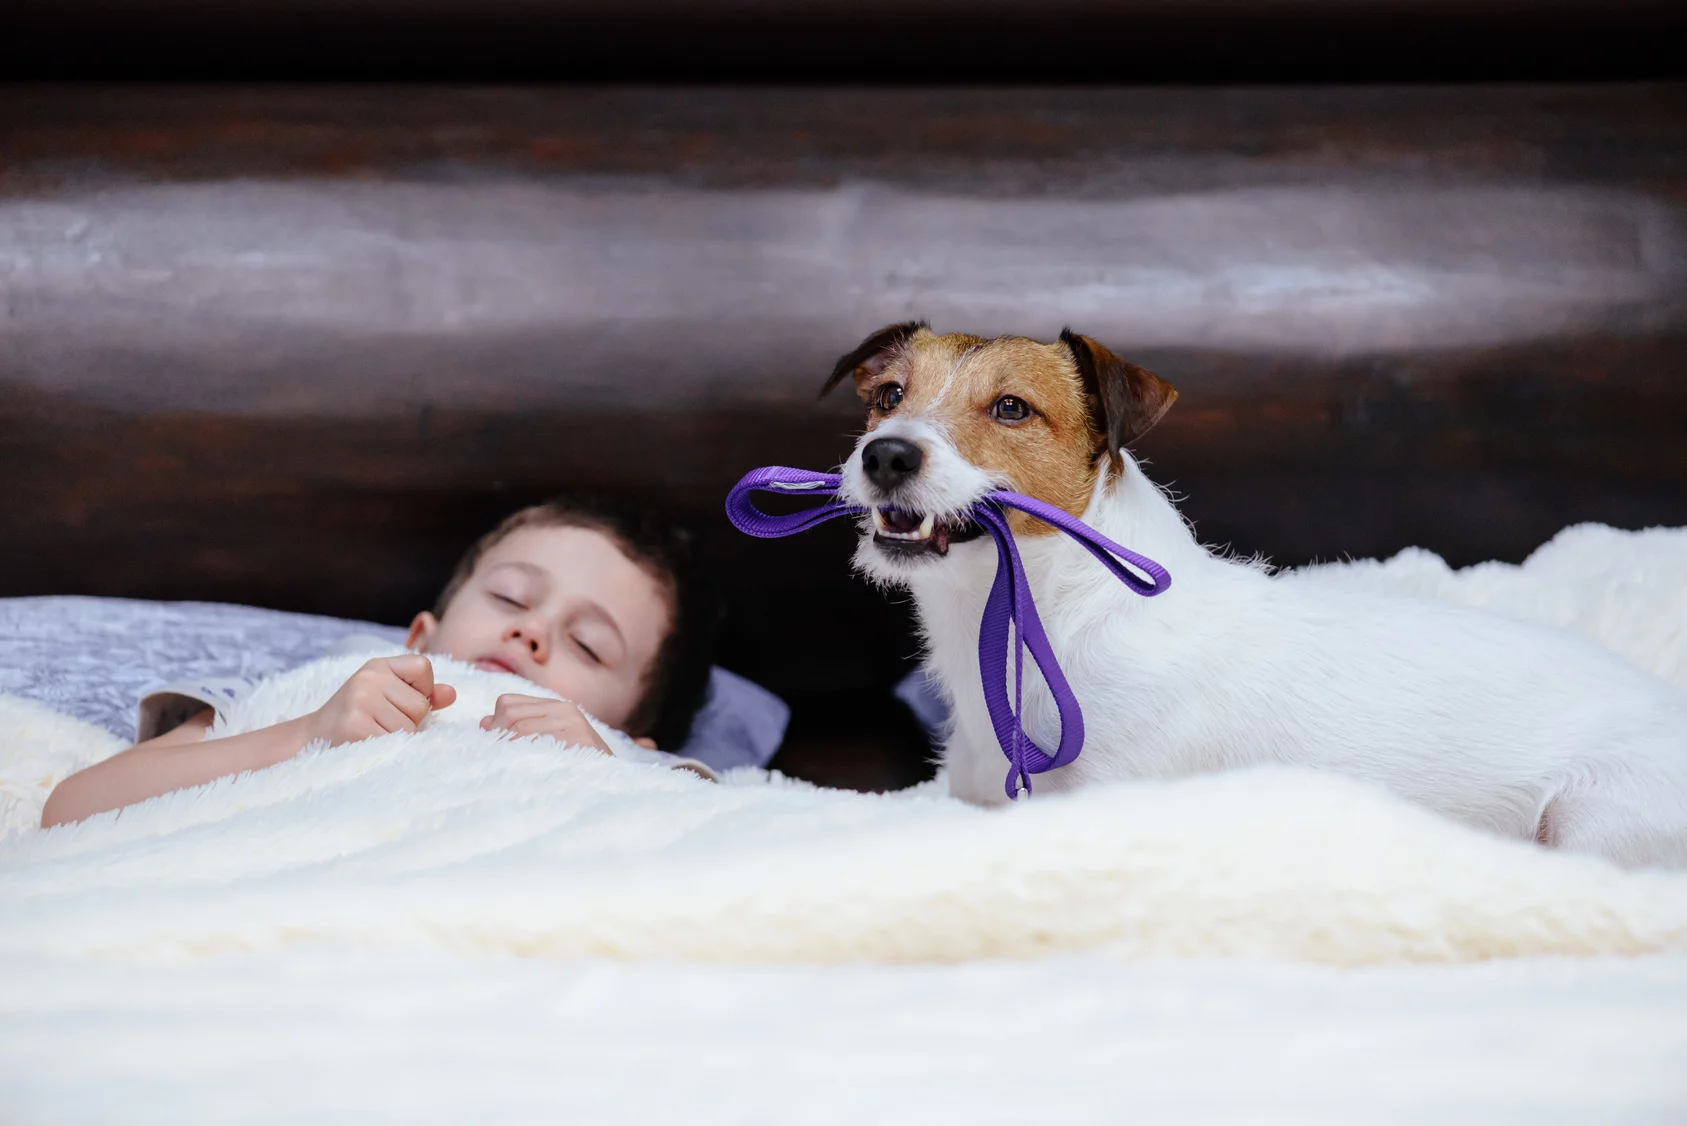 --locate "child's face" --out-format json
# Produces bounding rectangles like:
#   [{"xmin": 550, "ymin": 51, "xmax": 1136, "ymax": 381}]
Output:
[{"xmin": 406, "ymin": 524, "xmax": 672, "ymax": 733}]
